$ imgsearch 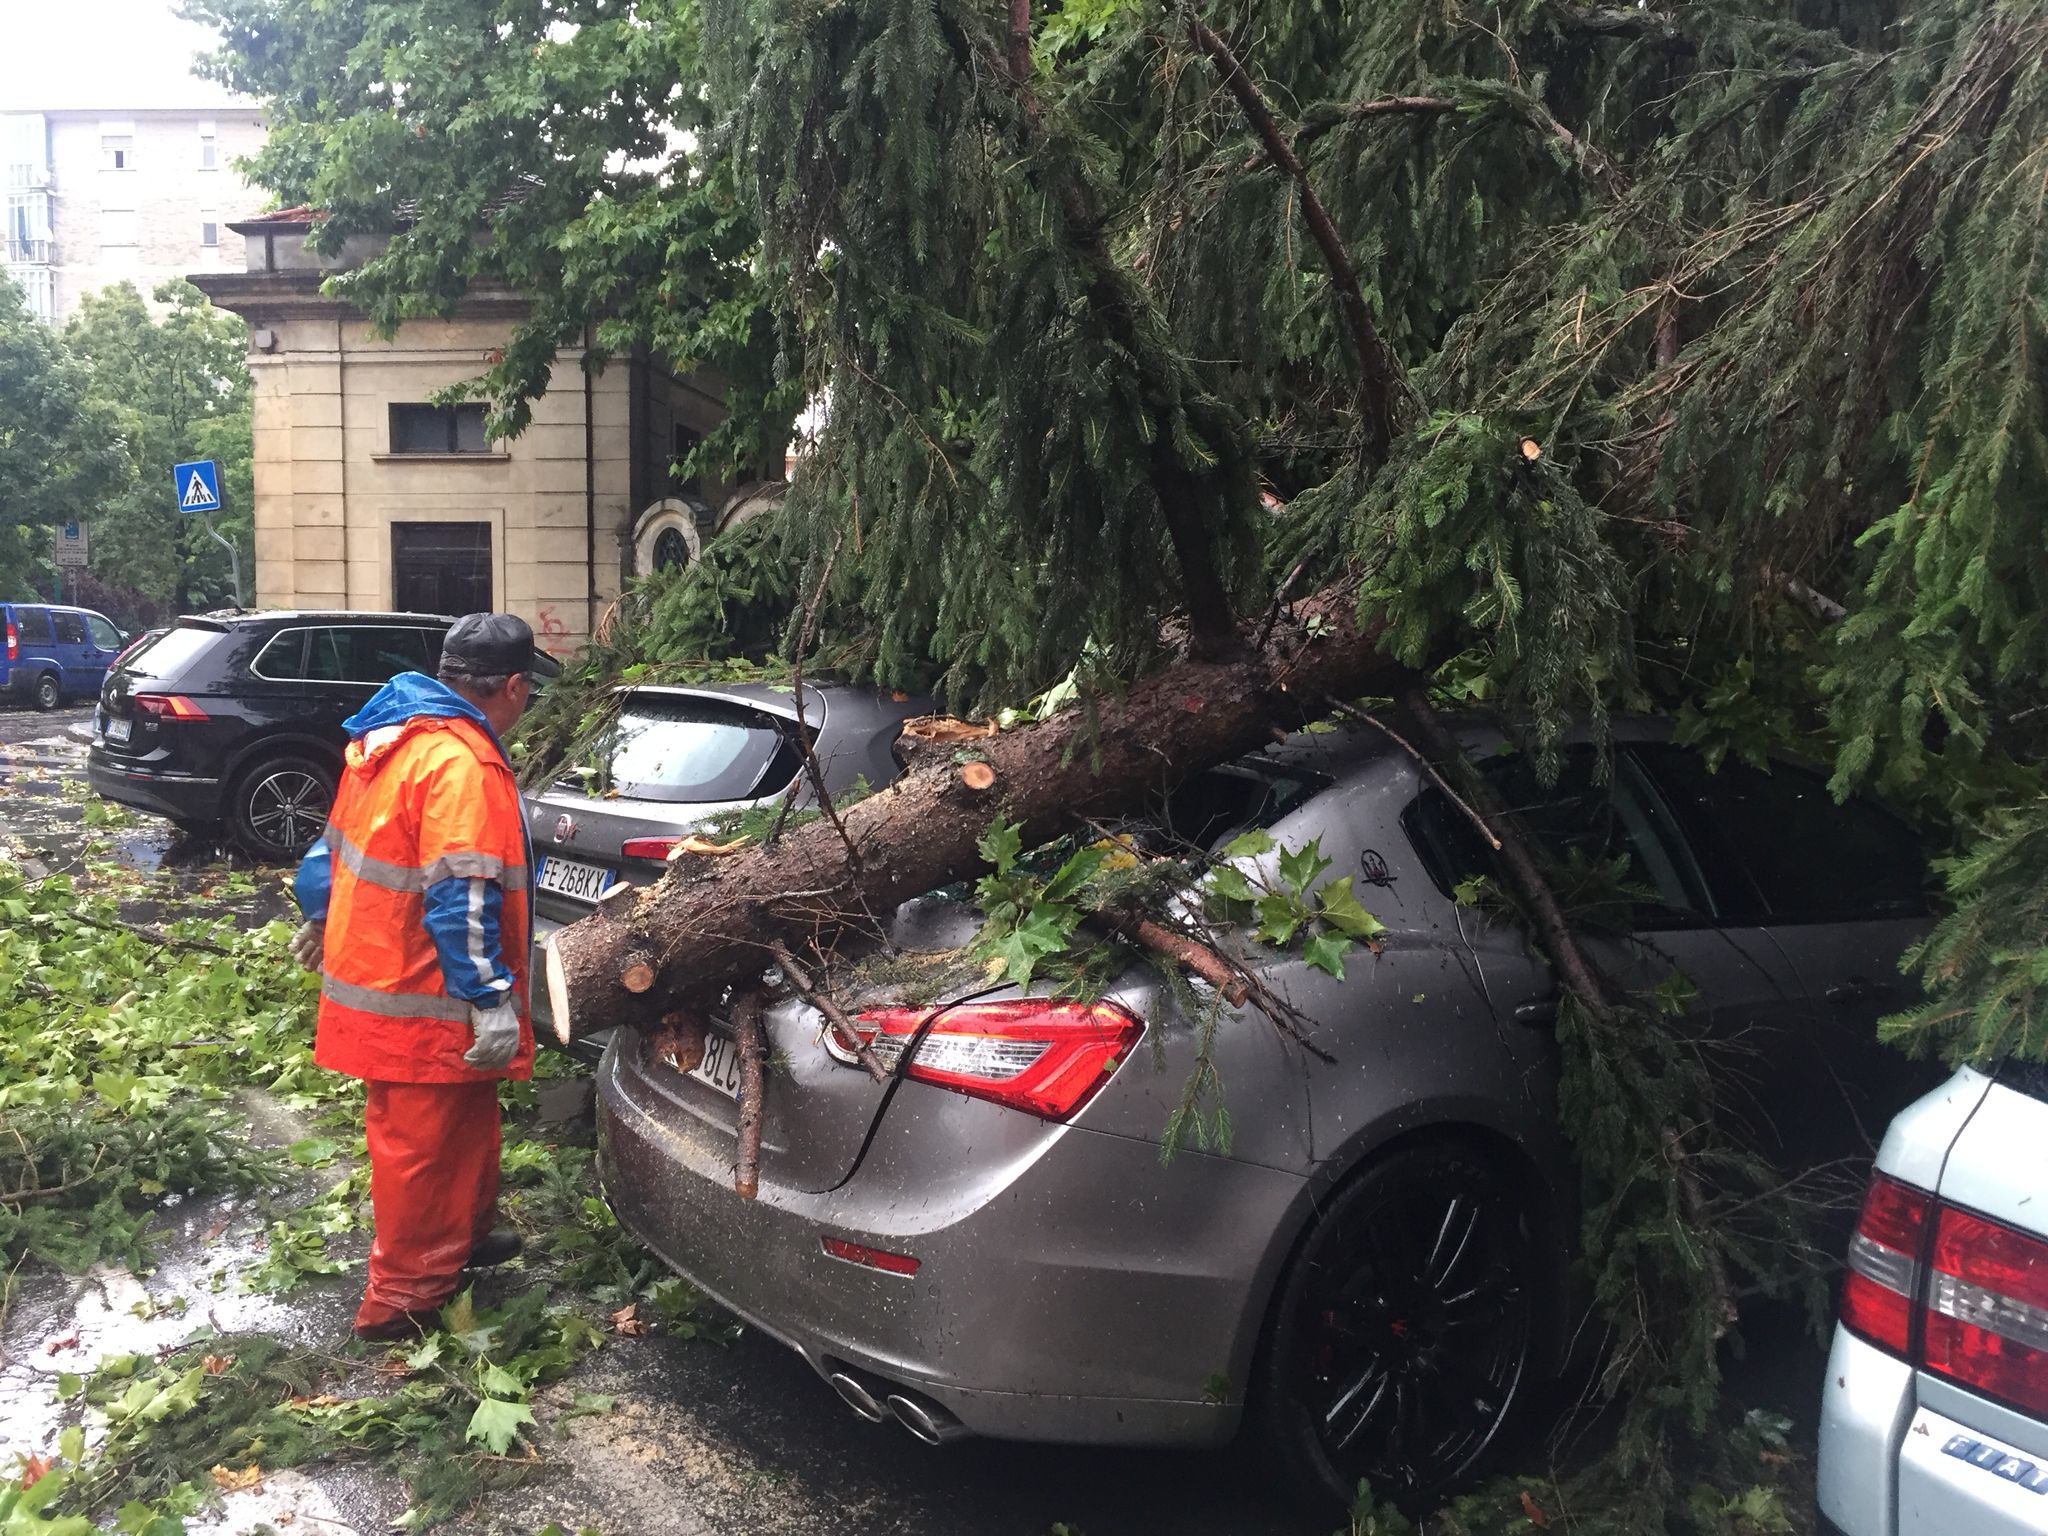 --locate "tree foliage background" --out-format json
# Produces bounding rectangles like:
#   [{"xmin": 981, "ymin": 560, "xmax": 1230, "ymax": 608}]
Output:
[
  {"xmin": 0, "ymin": 275, "xmax": 251, "ymax": 625},
  {"xmin": 190, "ymin": 0, "xmax": 2047, "ymax": 1524}
]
